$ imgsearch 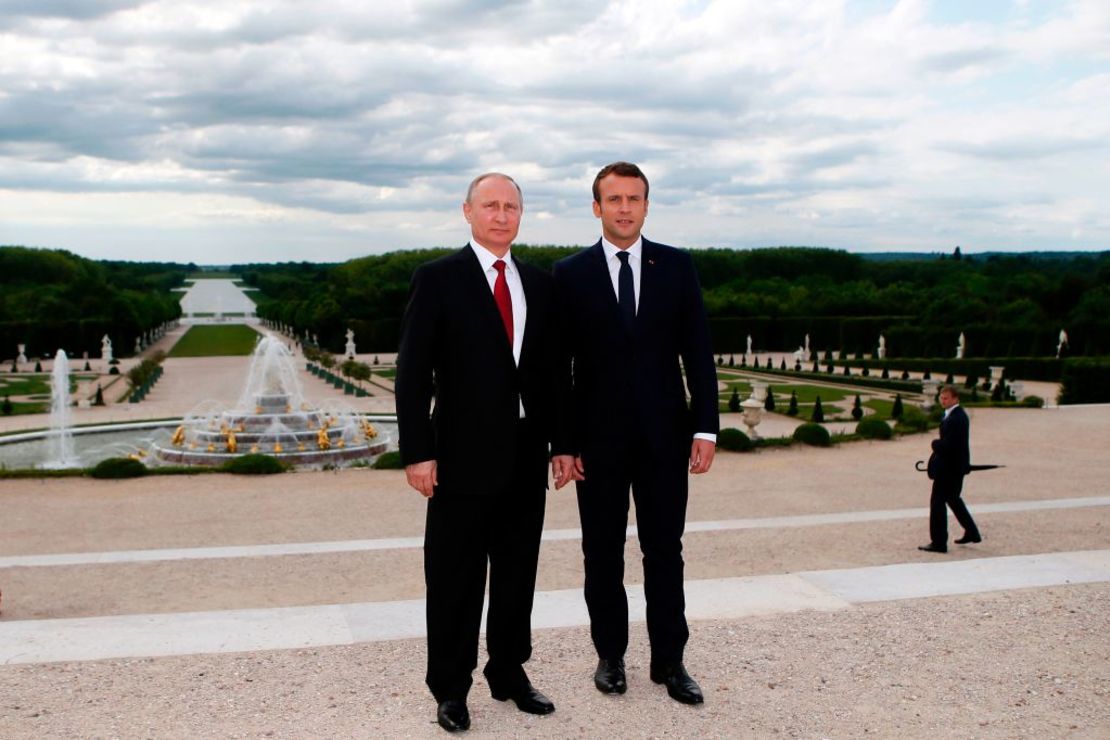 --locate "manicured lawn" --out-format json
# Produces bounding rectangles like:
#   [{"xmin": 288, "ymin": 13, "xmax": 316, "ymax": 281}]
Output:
[
  {"xmin": 168, "ymin": 325, "xmax": 261, "ymax": 357},
  {"xmin": 863, "ymin": 399, "xmax": 896, "ymax": 419},
  {"xmin": 373, "ymin": 368, "xmax": 397, "ymax": 380}
]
